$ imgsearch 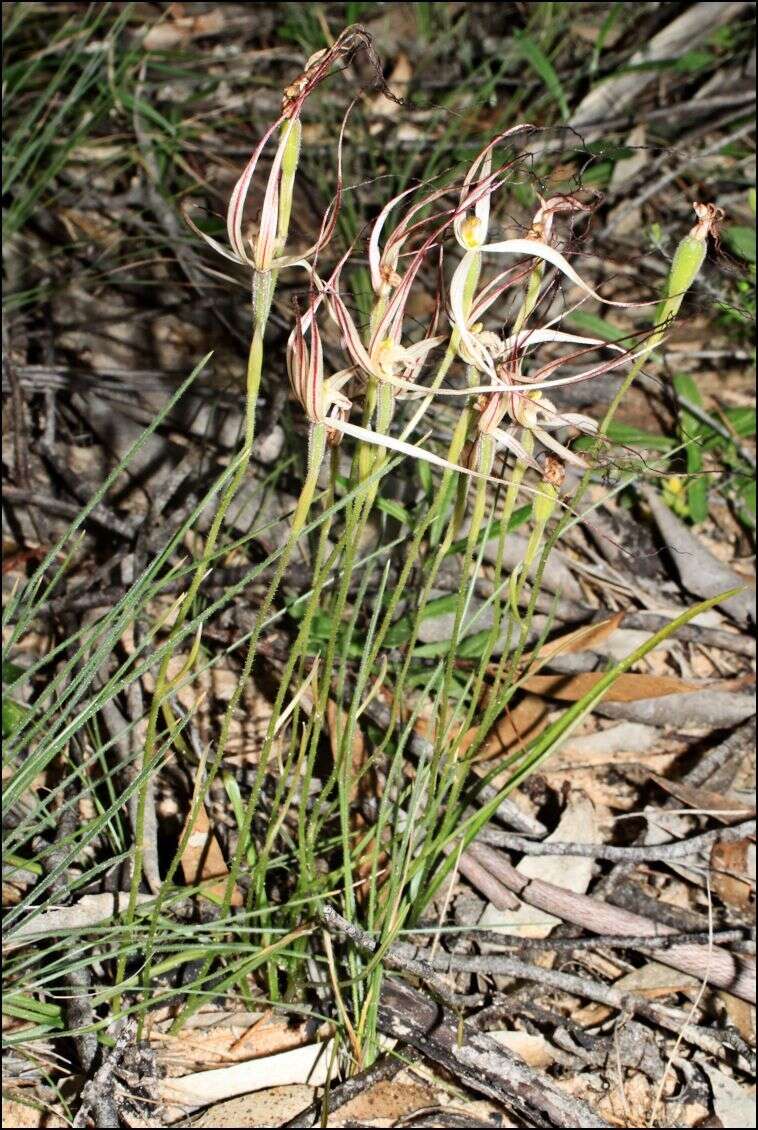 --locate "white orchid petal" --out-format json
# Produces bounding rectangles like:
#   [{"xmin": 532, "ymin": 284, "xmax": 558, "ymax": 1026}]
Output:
[
  {"xmin": 502, "ymin": 328, "xmax": 624, "ymax": 355},
  {"xmin": 449, "ymin": 252, "xmax": 497, "ymax": 376},
  {"xmin": 532, "ymin": 426, "xmax": 588, "ymax": 468},
  {"xmin": 478, "ymin": 238, "xmax": 644, "ymax": 308},
  {"xmin": 491, "ymin": 428, "xmax": 543, "ymax": 470},
  {"xmin": 255, "ymin": 120, "xmax": 297, "ymax": 270},
  {"xmin": 369, "ymin": 183, "xmax": 421, "ymax": 294},
  {"xmin": 332, "ymin": 419, "xmax": 488, "ymax": 482},
  {"xmin": 227, "ymin": 118, "xmax": 282, "ymax": 262},
  {"xmin": 183, "ymin": 208, "xmax": 250, "ymax": 266}
]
